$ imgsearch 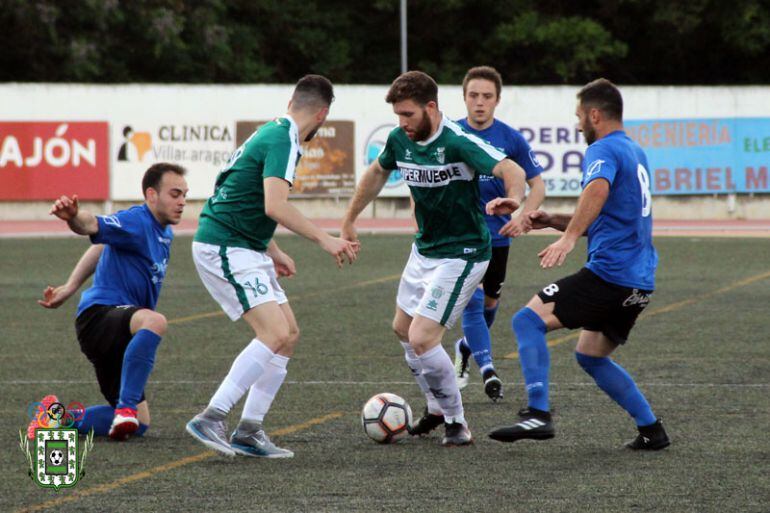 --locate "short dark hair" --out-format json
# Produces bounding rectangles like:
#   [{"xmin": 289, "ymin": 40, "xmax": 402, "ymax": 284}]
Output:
[
  {"xmin": 291, "ymin": 74, "xmax": 335, "ymax": 110},
  {"xmin": 142, "ymin": 163, "xmax": 186, "ymax": 197},
  {"xmin": 385, "ymin": 71, "xmax": 438, "ymax": 106},
  {"xmin": 577, "ymin": 78, "xmax": 623, "ymax": 121},
  {"xmin": 462, "ymin": 66, "xmax": 502, "ymax": 98}
]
